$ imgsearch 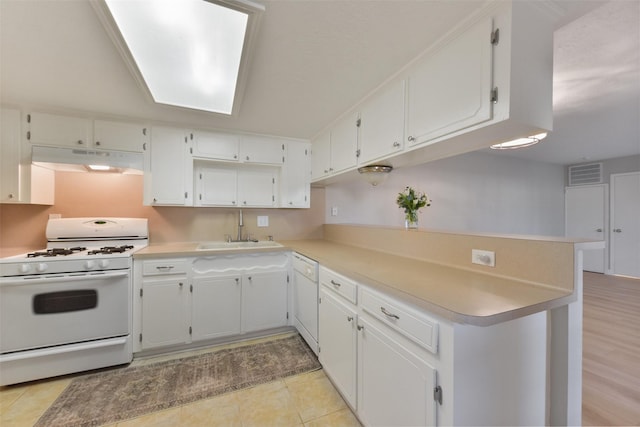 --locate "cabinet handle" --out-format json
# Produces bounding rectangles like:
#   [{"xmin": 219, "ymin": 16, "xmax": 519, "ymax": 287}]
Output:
[
  {"xmin": 380, "ymin": 306, "xmax": 400, "ymax": 320},
  {"xmin": 596, "ymin": 228, "xmax": 603, "ymax": 232},
  {"xmin": 234, "ymin": 154, "xmax": 237, "ymax": 159},
  {"xmin": 330, "ymin": 279, "xmax": 341, "ymax": 287},
  {"xmin": 235, "ymin": 278, "xmax": 239, "ymax": 284},
  {"xmin": 393, "ymin": 141, "xmax": 400, "ymax": 147},
  {"xmin": 347, "ymin": 316, "xmax": 353, "ymax": 322},
  {"xmin": 77, "ymin": 140, "xmax": 84, "ymax": 145},
  {"xmin": 247, "ymin": 276, "xmax": 252, "ymax": 281},
  {"xmin": 357, "ymin": 325, "xmax": 364, "ymax": 331},
  {"xmin": 96, "ymin": 141, "xmax": 101, "ymax": 146},
  {"xmin": 614, "ymin": 228, "xmax": 622, "ymax": 233},
  {"xmin": 179, "ymin": 282, "xmax": 183, "ymax": 287},
  {"xmin": 407, "ymin": 136, "xmax": 415, "ymax": 142},
  {"xmin": 246, "ymin": 156, "xmax": 250, "ymax": 161},
  {"xmin": 8, "ymin": 193, "xmax": 14, "ymax": 199},
  {"xmin": 156, "ymin": 265, "xmax": 174, "ymax": 271}
]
